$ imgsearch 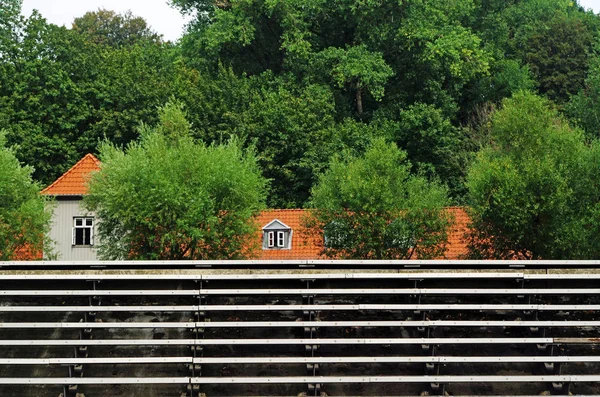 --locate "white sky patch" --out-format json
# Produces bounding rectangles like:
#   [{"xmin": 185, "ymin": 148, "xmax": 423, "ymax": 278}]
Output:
[
  {"xmin": 21, "ymin": 0, "xmax": 193, "ymax": 42},
  {"xmin": 578, "ymin": 0, "xmax": 600, "ymax": 13}
]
